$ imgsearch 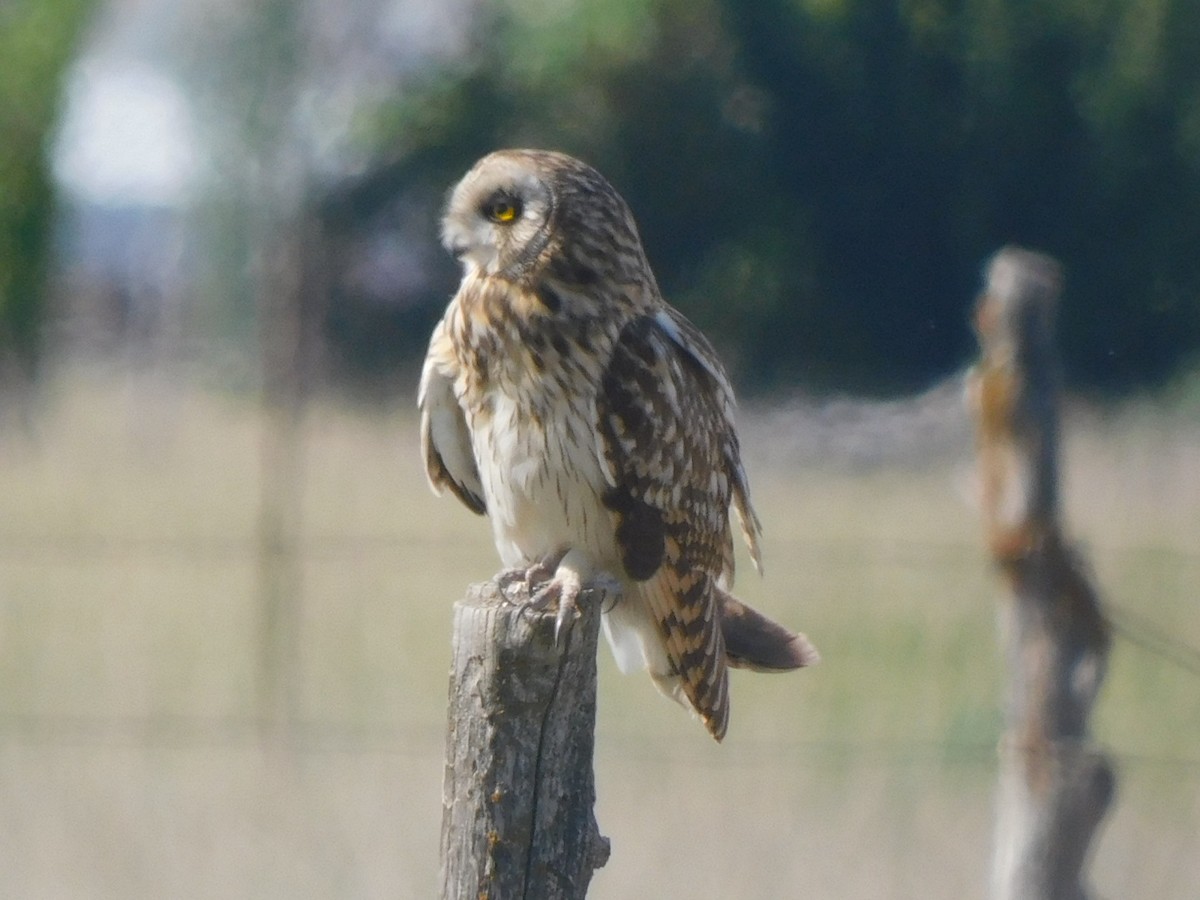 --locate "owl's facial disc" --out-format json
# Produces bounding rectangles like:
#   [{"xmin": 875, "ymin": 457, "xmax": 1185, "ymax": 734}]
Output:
[{"xmin": 441, "ymin": 155, "xmax": 554, "ymax": 276}]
